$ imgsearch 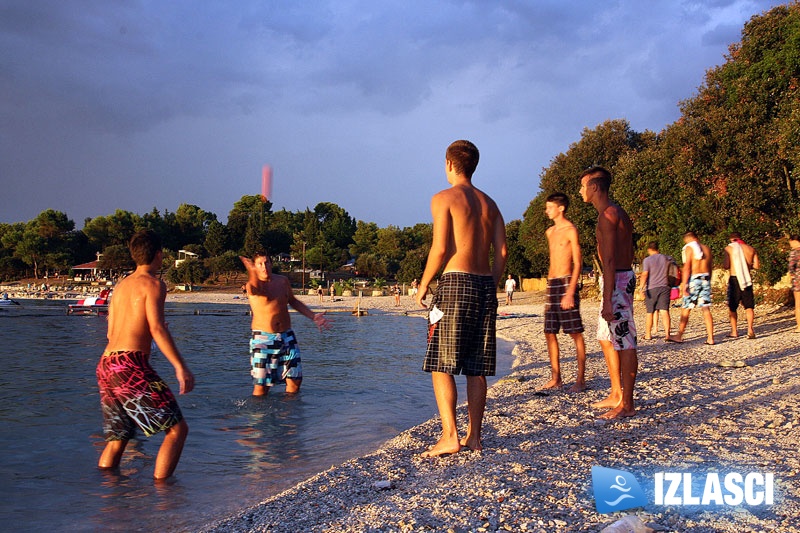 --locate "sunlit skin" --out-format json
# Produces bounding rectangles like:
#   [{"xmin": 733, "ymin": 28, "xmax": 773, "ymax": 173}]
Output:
[
  {"xmin": 541, "ymin": 200, "xmax": 586, "ymax": 392},
  {"xmin": 722, "ymin": 237, "xmax": 760, "ymax": 338},
  {"xmin": 673, "ymin": 235, "xmax": 715, "ymax": 344},
  {"xmin": 240, "ymin": 254, "xmax": 331, "ymax": 396},
  {"xmin": 580, "ymin": 173, "xmax": 637, "ymax": 420},
  {"xmin": 415, "ymin": 155, "xmax": 507, "ymax": 457}
]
